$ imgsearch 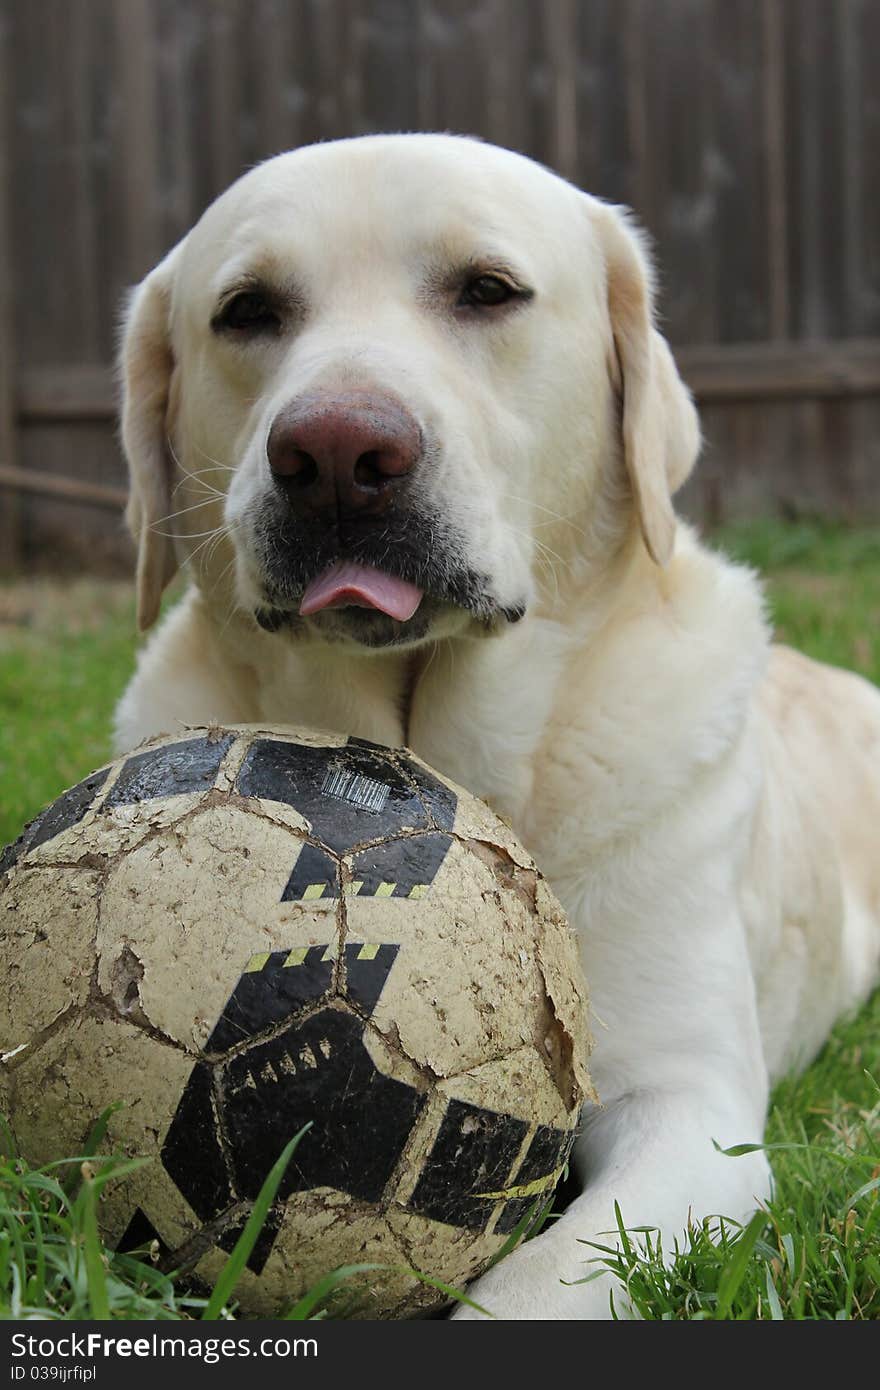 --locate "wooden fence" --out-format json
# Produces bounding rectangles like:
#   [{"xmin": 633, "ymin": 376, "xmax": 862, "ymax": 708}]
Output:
[{"xmin": 1, "ymin": 0, "xmax": 879, "ymax": 574}]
